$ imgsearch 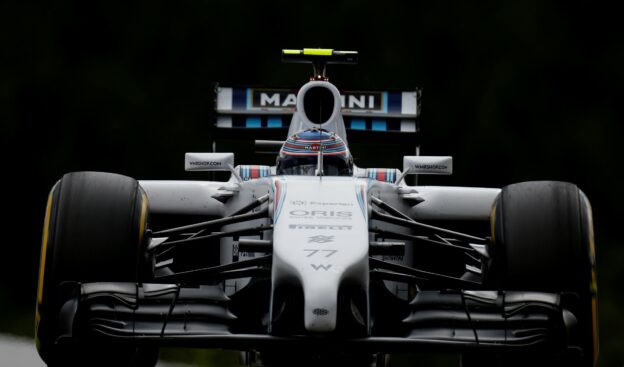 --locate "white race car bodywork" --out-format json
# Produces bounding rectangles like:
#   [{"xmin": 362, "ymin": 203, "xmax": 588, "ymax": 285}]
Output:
[
  {"xmin": 138, "ymin": 177, "xmax": 500, "ymax": 335},
  {"xmin": 270, "ymin": 176, "xmax": 369, "ymax": 332},
  {"xmin": 140, "ymin": 181, "xmax": 500, "ymax": 221}
]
